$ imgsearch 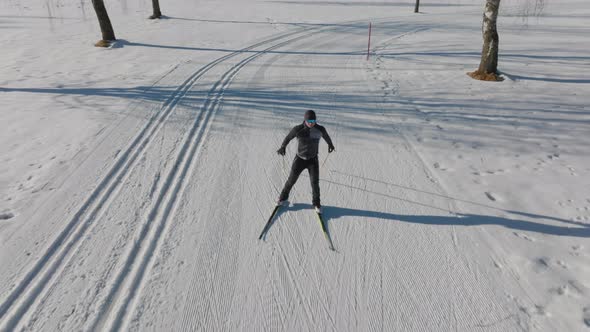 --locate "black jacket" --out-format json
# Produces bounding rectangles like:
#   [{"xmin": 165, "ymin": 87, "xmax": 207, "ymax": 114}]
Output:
[{"xmin": 281, "ymin": 122, "xmax": 333, "ymax": 160}]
